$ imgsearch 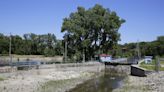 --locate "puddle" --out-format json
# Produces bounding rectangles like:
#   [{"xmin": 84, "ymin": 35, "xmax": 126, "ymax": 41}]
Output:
[{"xmin": 68, "ymin": 68, "xmax": 126, "ymax": 92}]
